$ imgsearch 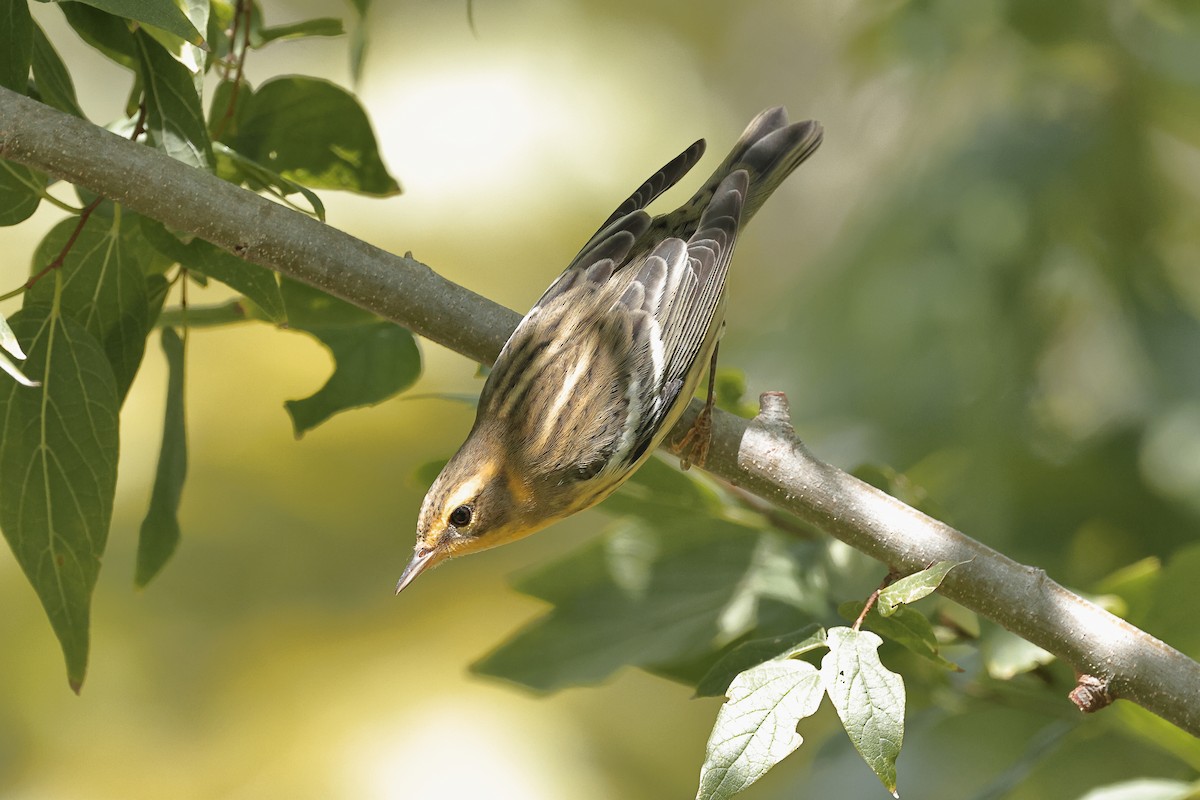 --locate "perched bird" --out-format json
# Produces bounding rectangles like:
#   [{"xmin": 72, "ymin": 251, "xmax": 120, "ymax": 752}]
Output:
[{"xmin": 397, "ymin": 107, "xmax": 823, "ymax": 593}]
